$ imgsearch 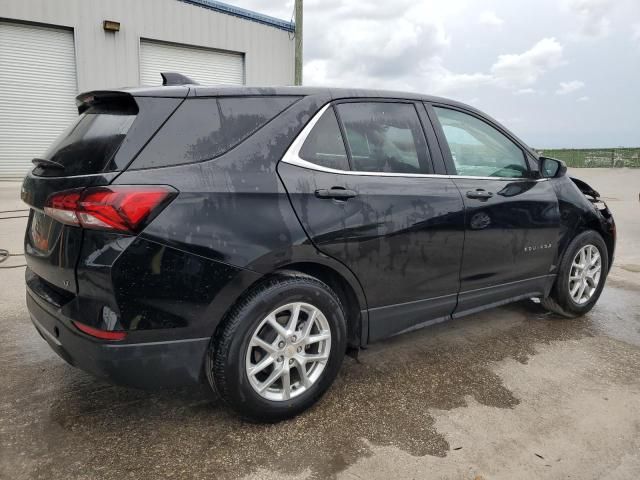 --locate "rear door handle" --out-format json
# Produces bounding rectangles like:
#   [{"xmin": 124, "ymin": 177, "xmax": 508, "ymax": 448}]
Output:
[
  {"xmin": 315, "ymin": 187, "xmax": 358, "ymax": 200},
  {"xmin": 466, "ymin": 190, "xmax": 493, "ymax": 200}
]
